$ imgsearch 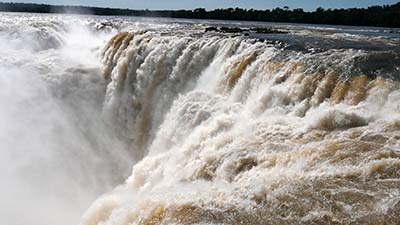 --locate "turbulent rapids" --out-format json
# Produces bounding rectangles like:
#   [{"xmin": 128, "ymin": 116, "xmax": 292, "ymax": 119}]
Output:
[
  {"xmin": 1, "ymin": 13, "xmax": 400, "ymax": 225},
  {"xmin": 85, "ymin": 32, "xmax": 400, "ymax": 225}
]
